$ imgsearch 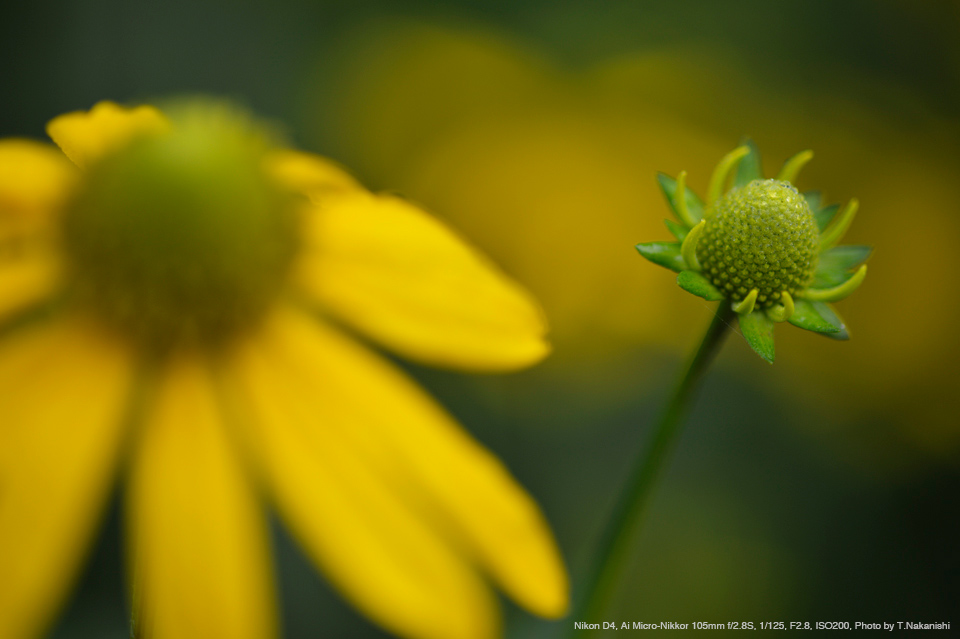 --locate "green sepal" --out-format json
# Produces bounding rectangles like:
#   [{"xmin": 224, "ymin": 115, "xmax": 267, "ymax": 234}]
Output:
[
  {"xmin": 815, "ymin": 203, "xmax": 840, "ymax": 232},
  {"xmin": 677, "ymin": 270, "xmax": 724, "ymax": 301},
  {"xmin": 816, "ymin": 302, "xmax": 849, "ymax": 340},
  {"xmin": 805, "ymin": 192, "xmax": 841, "ymax": 232},
  {"xmin": 636, "ymin": 241, "xmax": 685, "ymax": 272},
  {"xmin": 664, "ymin": 218, "xmax": 689, "ymax": 241},
  {"xmin": 788, "ymin": 298, "xmax": 842, "ymax": 336},
  {"xmin": 738, "ymin": 310, "xmax": 775, "ymax": 363},
  {"xmin": 812, "ymin": 245, "xmax": 872, "ymax": 288},
  {"xmin": 657, "ymin": 172, "xmax": 704, "ymax": 224},
  {"xmin": 733, "ymin": 138, "xmax": 763, "ymax": 188}
]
